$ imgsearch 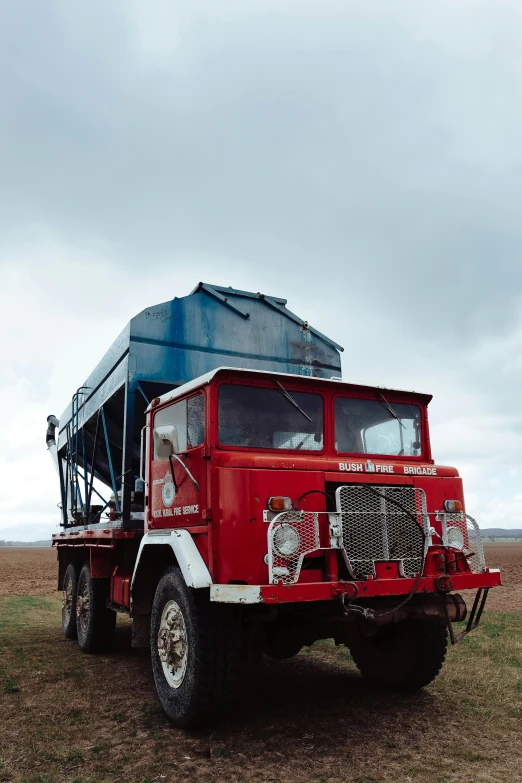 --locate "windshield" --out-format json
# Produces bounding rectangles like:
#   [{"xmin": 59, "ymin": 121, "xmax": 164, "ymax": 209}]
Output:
[
  {"xmin": 335, "ymin": 397, "xmax": 422, "ymax": 457},
  {"xmin": 218, "ymin": 384, "xmax": 324, "ymax": 451}
]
